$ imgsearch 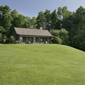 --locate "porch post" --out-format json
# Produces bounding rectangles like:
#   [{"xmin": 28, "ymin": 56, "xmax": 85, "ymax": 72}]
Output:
[
  {"xmin": 30, "ymin": 37, "xmax": 31, "ymax": 44},
  {"xmin": 39, "ymin": 37, "xmax": 40, "ymax": 44},
  {"xmin": 48, "ymin": 37, "xmax": 49, "ymax": 43},
  {"xmin": 20, "ymin": 37, "xmax": 23, "ymax": 42},
  {"xmin": 44, "ymin": 37, "xmax": 45, "ymax": 44}
]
